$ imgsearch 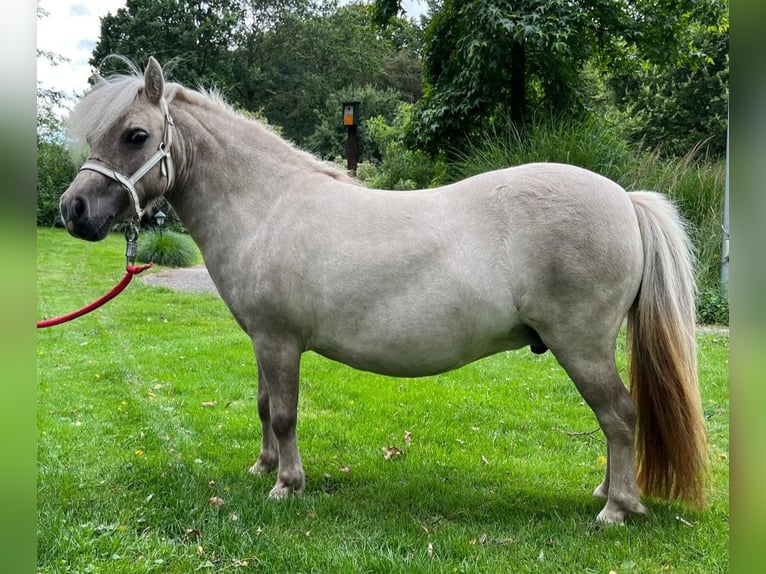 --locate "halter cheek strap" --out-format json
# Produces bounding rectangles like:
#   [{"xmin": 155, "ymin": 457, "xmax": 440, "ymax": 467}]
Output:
[{"xmin": 79, "ymin": 97, "xmax": 175, "ymax": 220}]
